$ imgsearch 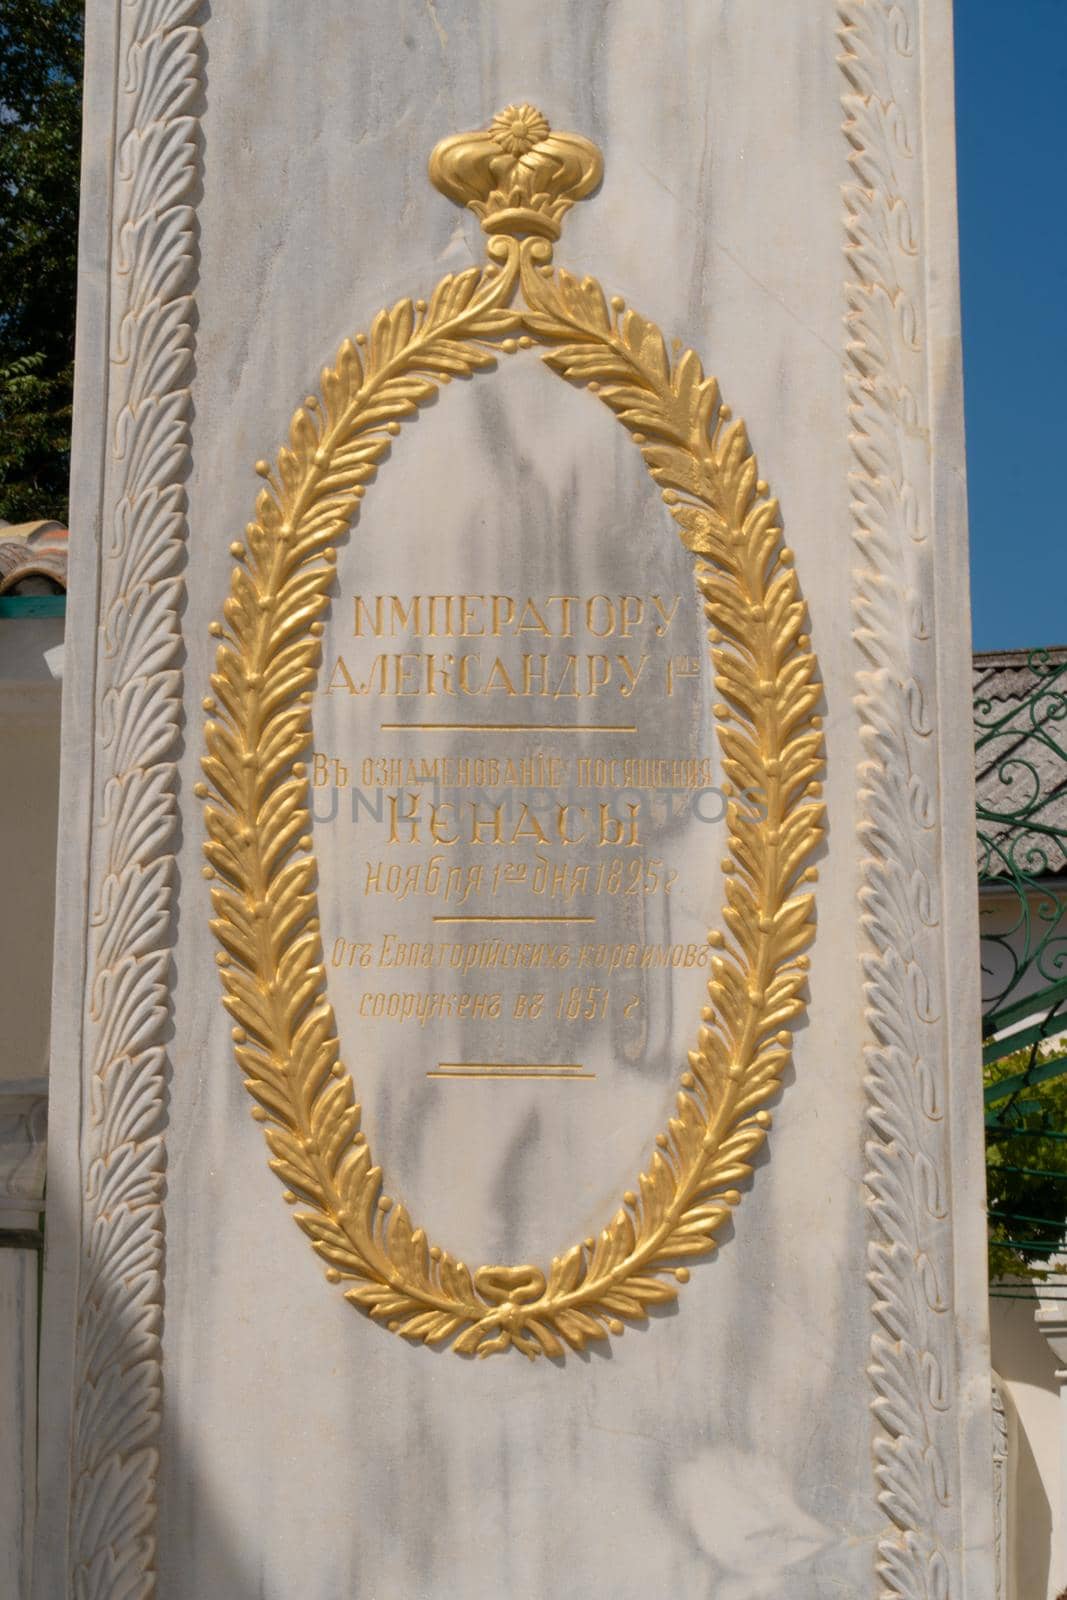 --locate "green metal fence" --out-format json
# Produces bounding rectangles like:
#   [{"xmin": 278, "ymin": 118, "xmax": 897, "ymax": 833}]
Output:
[{"xmin": 977, "ymin": 648, "xmax": 1067, "ymax": 1287}]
